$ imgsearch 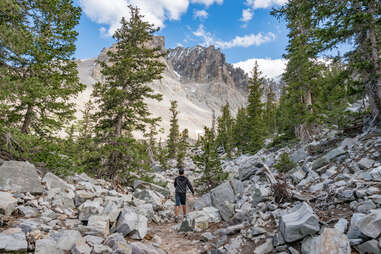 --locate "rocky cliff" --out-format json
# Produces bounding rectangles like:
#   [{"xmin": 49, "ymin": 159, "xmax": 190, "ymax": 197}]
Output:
[{"xmin": 168, "ymin": 46, "xmax": 248, "ymax": 90}]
